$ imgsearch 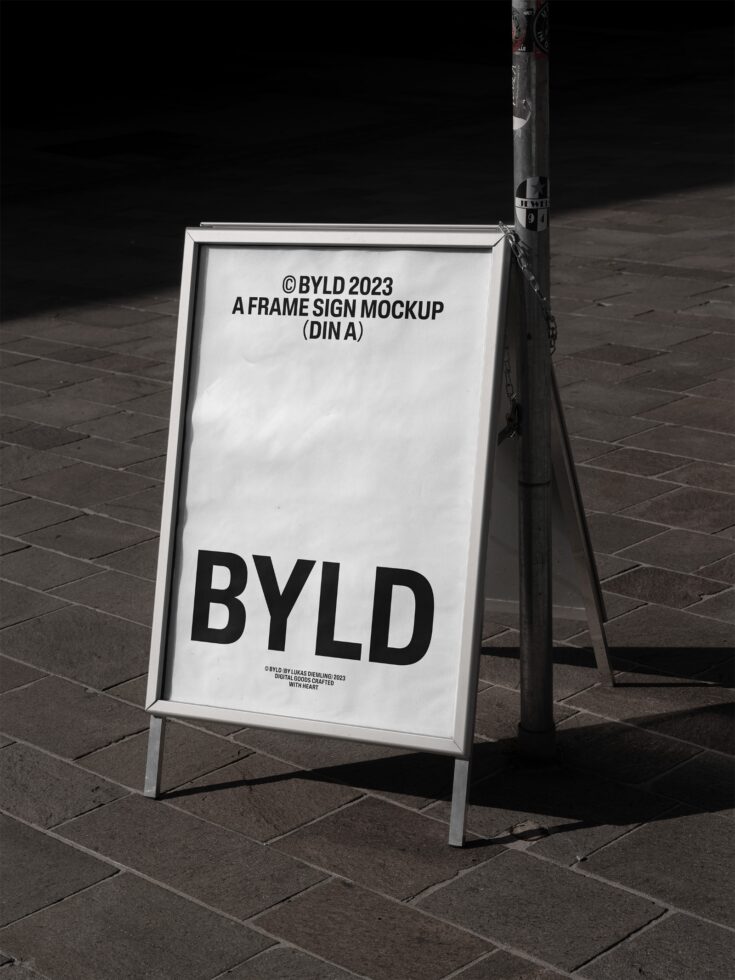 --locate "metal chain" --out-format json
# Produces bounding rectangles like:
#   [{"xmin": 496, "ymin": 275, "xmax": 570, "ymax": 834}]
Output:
[
  {"xmin": 495, "ymin": 221, "xmax": 557, "ymax": 444},
  {"xmin": 499, "ymin": 221, "xmax": 557, "ymax": 354}
]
